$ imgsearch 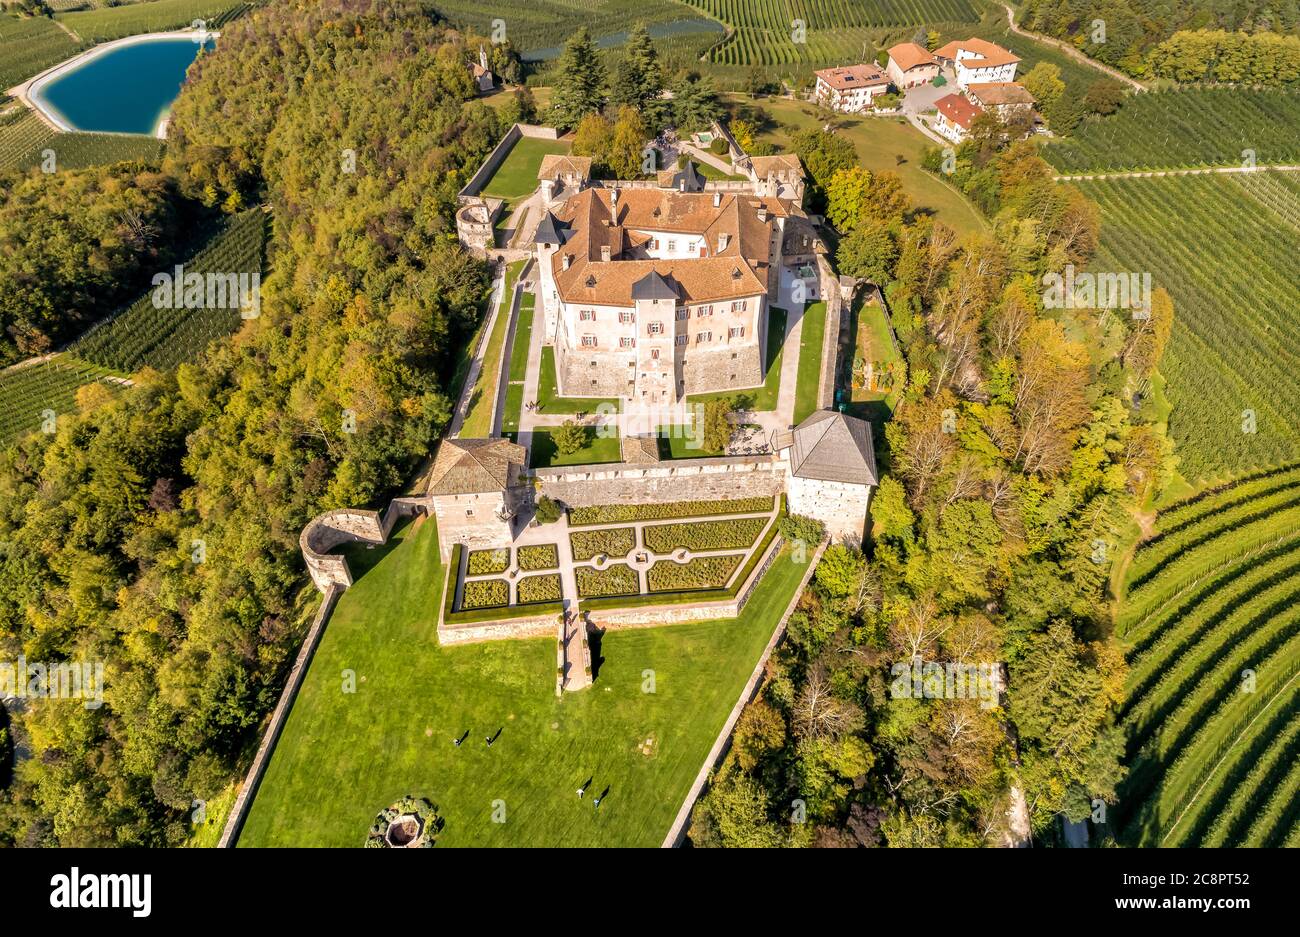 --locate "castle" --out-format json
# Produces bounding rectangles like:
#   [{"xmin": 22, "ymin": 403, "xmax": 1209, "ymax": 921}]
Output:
[{"xmin": 530, "ymin": 155, "xmax": 813, "ymax": 403}]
